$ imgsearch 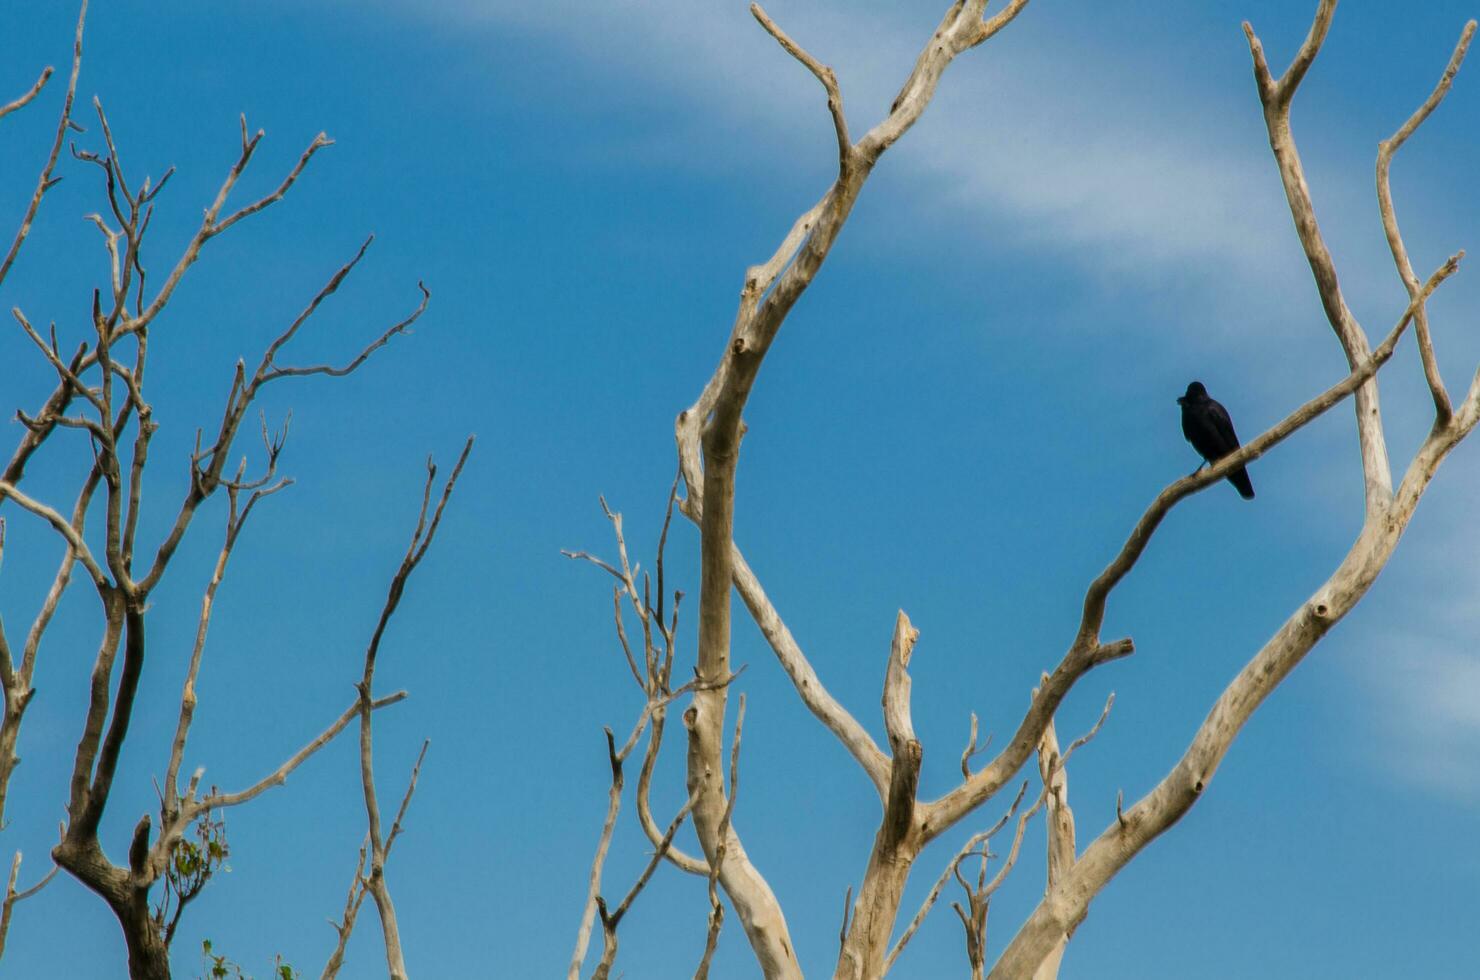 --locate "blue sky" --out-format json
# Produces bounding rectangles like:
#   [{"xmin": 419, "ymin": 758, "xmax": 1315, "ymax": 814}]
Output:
[{"xmin": 2, "ymin": 1, "xmax": 1480, "ymax": 977}]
